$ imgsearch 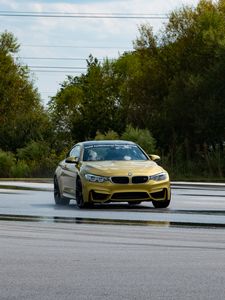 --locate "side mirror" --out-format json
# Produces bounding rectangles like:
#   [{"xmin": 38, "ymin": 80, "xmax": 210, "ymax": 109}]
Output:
[
  {"xmin": 65, "ymin": 156, "xmax": 79, "ymax": 164},
  {"xmin": 149, "ymin": 154, "xmax": 161, "ymax": 162}
]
